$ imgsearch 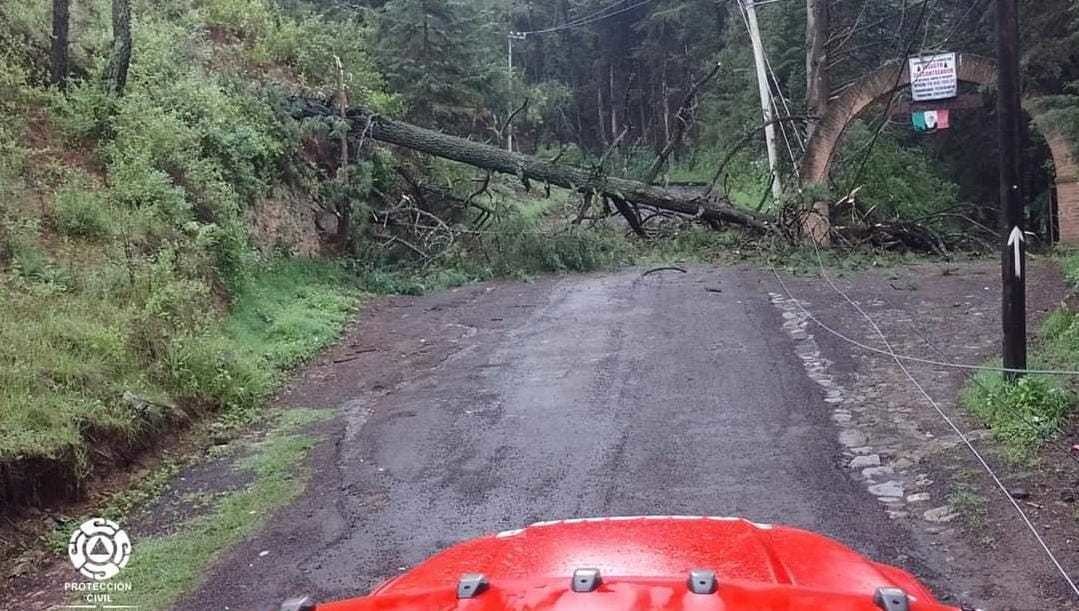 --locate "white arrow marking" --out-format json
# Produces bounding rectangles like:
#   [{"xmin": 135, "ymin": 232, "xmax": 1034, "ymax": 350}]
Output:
[{"xmin": 1007, "ymin": 226, "xmax": 1024, "ymax": 279}]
